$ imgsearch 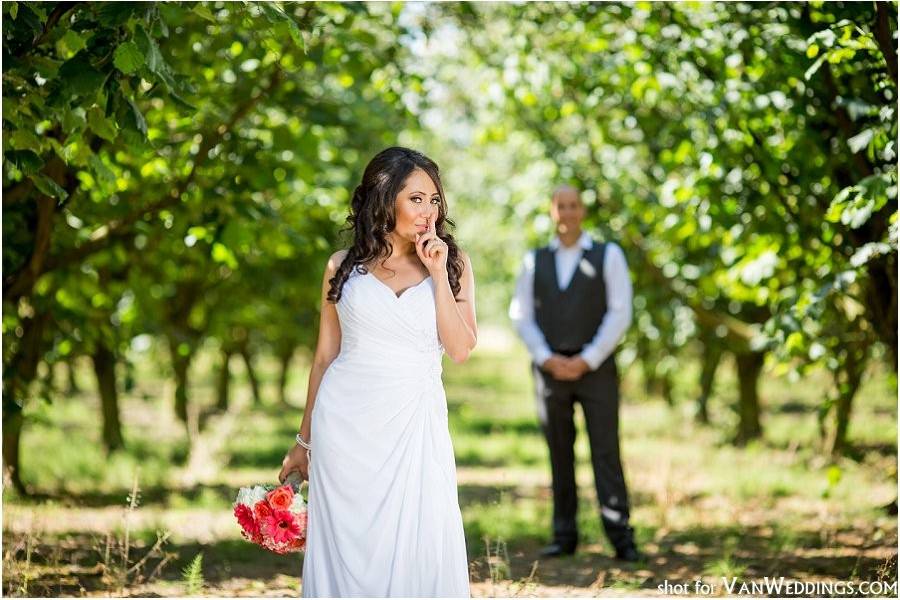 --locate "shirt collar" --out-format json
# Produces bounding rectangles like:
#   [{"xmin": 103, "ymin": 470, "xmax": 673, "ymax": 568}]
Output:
[{"xmin": 549, "ymin": 231, "xmax": 593, "ymax": 251}]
